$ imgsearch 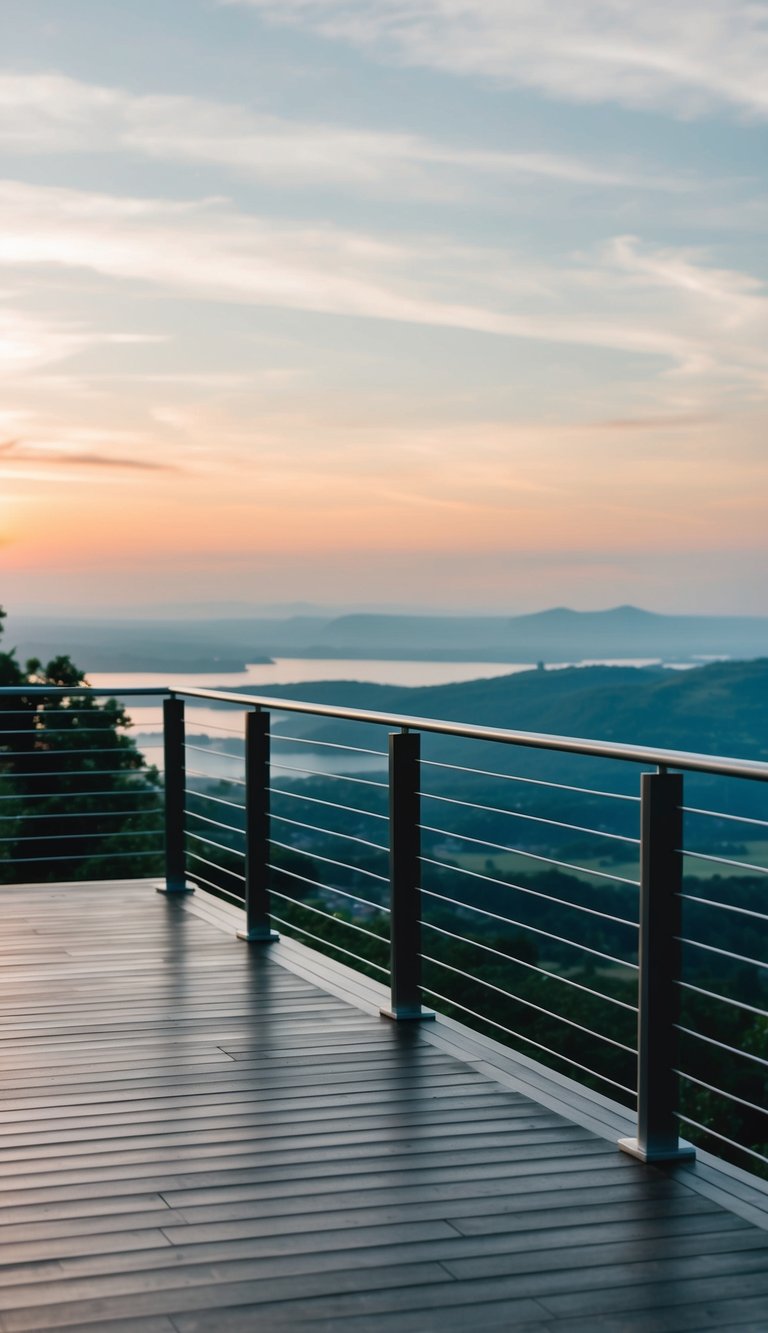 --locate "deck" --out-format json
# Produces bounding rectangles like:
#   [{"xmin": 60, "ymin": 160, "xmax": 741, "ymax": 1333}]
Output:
[{"xmin": 1, "ymin": 882, "xmax": 768, "ymax": 1332}]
